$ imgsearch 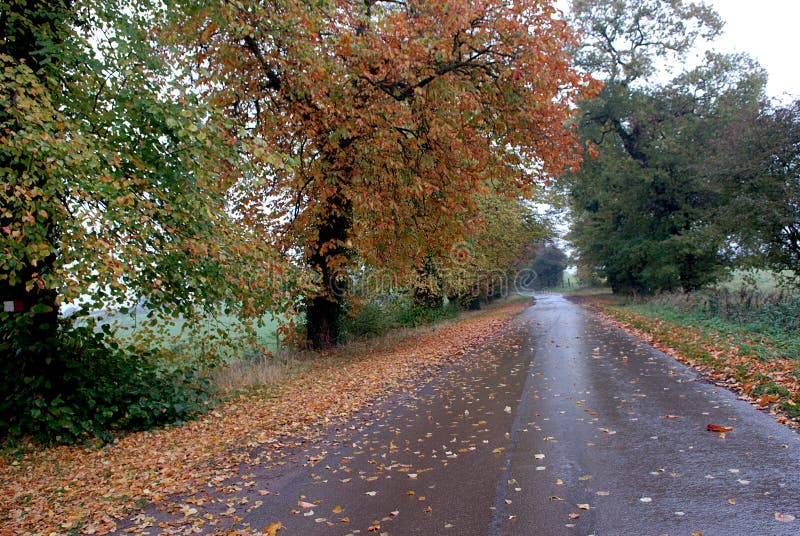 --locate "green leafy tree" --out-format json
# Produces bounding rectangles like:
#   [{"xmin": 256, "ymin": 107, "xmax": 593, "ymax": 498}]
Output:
[
  {"xmin": 1, "ymin": 1, "xmax": 282, "ymax": 440},
  {"xmin": 566, "ymin": 0, "xmax": 766, "ymax": 294},
  {"xmin": 705, "ymin": 99, "xmax": 800, "ymax": 278},
  {"xmin": 530, "ymin": 243, "xmax": 568, "ymax": 288}
]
